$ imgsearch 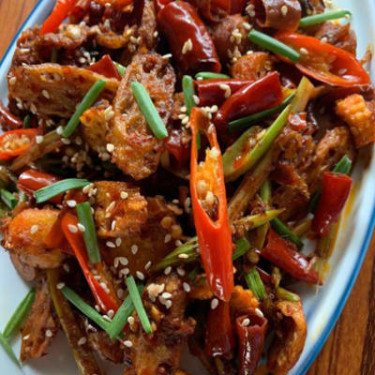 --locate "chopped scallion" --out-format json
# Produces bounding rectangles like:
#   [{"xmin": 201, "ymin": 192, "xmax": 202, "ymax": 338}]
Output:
[
  {"xmin": 276, "ymin": 287, "xmax": 300, "ymax": 302},
  {"xmin": 248, "ymin": 29, "xmax": 300, "ymax": 63},
  {"xmin": 229, "ymin": 93, "xmax": 295, "ymax": 132},
  {"xmin": 76, "ymin": 202, "xmax": 101, "ymax": 264},
  {"xmin": 299, "ymin": 10, "xmax": 352, "ymax": 28},
  {"xmin": 114, "ymin": 62, "xmax": 126, "ymax": 77},
  {"xmin": 125, "ymin": 276, "xmax": 152, "ymax": 334},
  {"xmin": 3, "ymin": 289, "xmax": 35, "ymax": 340},
  {"xmin": 107, "ymin": 286, "xmax": 144, "ymax": 340},
  {"xmin": 23, "ymin": 115, "xmax": 31, "ymax": 129},
  {"xmin": 34, "ymin": 178, "xmax": 90, "ymax": 203},
  {"xmin": 1, "ymin": 189, "xmax": 17, "ymax": 210},
  {"xmin": 232, "ymin": 238, "xmax": 251, "ymax": 260},
  {"xmin": 62, "ymin": 80, "xmax": 106, "ymax": 138},
  {"xmin": 182, "ymin": 75, "xmax": 195, "ymax": 115},
  {"xmin": 244, "ymin": 268, "xmax": 267, "ymax": 300},
  {"xmin": 0, "ymin": 332, "xmax": 21, "ymax": 367},
  {"xmin": 195, "ymin": 72, "xmax": 230, "ymax": 80},
  {"xmin": 271, "ymin": 218, "xmax": 304, "ymax": 249},
  {"xmin": 61, "ymin": 287, "xmax": 111, "ymax": 332},
  {"xmin": 131, "ymin": 82, "xmax": 168, "ymax": 140}
]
